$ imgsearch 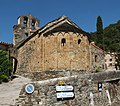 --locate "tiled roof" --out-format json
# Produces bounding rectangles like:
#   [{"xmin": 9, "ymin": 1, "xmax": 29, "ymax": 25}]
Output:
[{"xmin": 90, "ymin": 42, "xmax": 105, "ymax": 53}]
